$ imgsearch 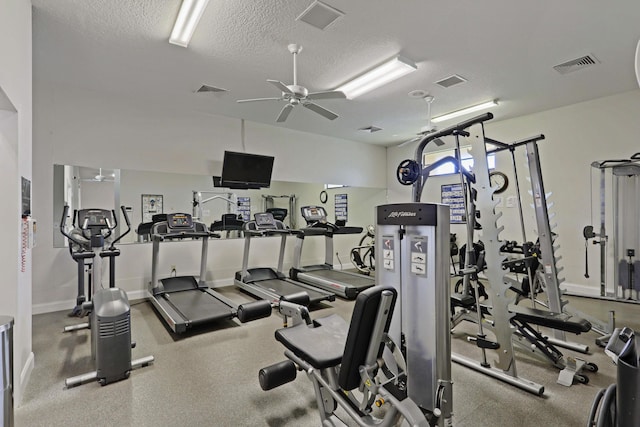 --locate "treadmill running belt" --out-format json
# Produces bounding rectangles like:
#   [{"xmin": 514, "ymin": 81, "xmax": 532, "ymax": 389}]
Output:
[
  {"xmin": 308, "ymin": 269, "xmax": 374, "ymax": 289},
  {"xmin": 256, "ymin": 279, "xmax": 329, "ymax": 304},
  {"xmin": 164, "ymin": 291, "xmax": 234, "ymax": 326}
]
